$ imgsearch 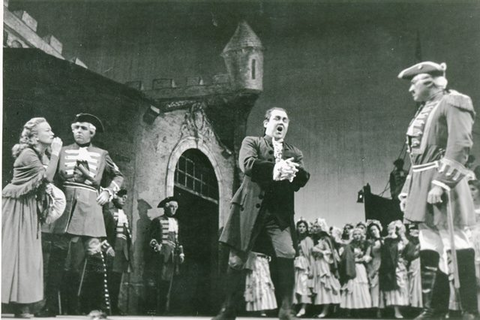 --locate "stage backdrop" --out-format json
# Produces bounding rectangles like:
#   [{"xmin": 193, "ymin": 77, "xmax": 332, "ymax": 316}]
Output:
[{"xmin": 7, "ymin": 0, "xmax": 480, "ymax": 227}]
